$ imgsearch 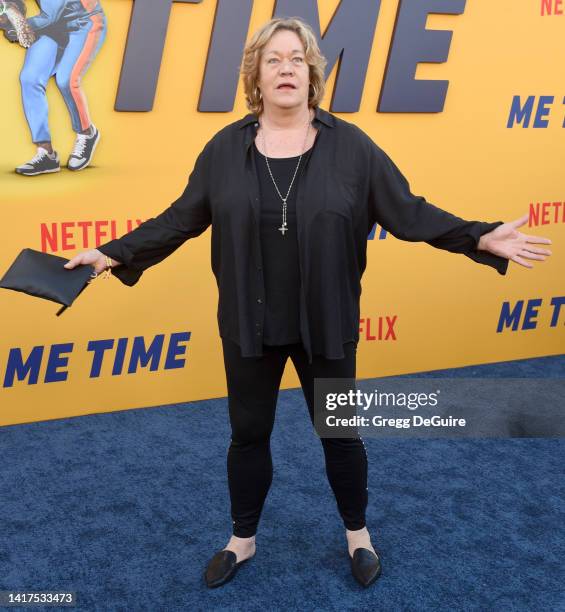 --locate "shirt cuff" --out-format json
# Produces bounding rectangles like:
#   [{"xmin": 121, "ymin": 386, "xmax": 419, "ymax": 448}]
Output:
[
  {"xmin": 97, "ymin": 241, "xmax": 143, "ymax": 287},
  {"xmin": 465, "ymin": 221, "xmax": 509, "ymax": 275}
]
